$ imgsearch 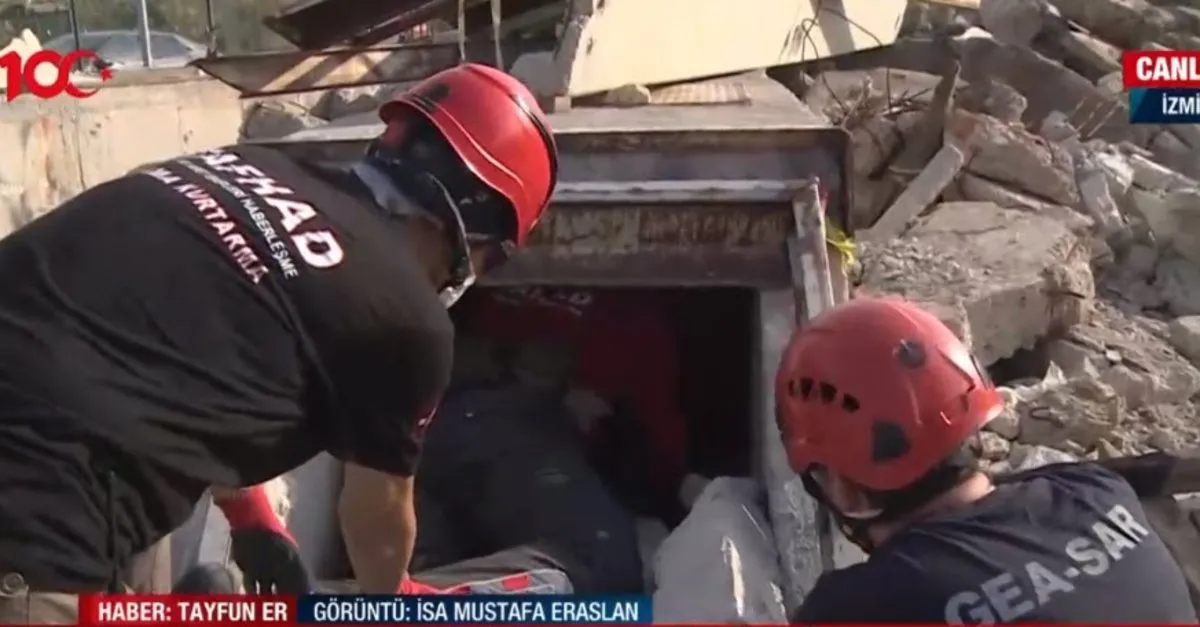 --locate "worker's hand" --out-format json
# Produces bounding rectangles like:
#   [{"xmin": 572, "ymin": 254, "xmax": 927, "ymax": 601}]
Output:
[
  {"xmin": 398, "ymin": 575, "xmax": 448, "ymax": 595},
  {"xmin": 229, "ymin": 527, "xmax": 313, "ymax": 594}
]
